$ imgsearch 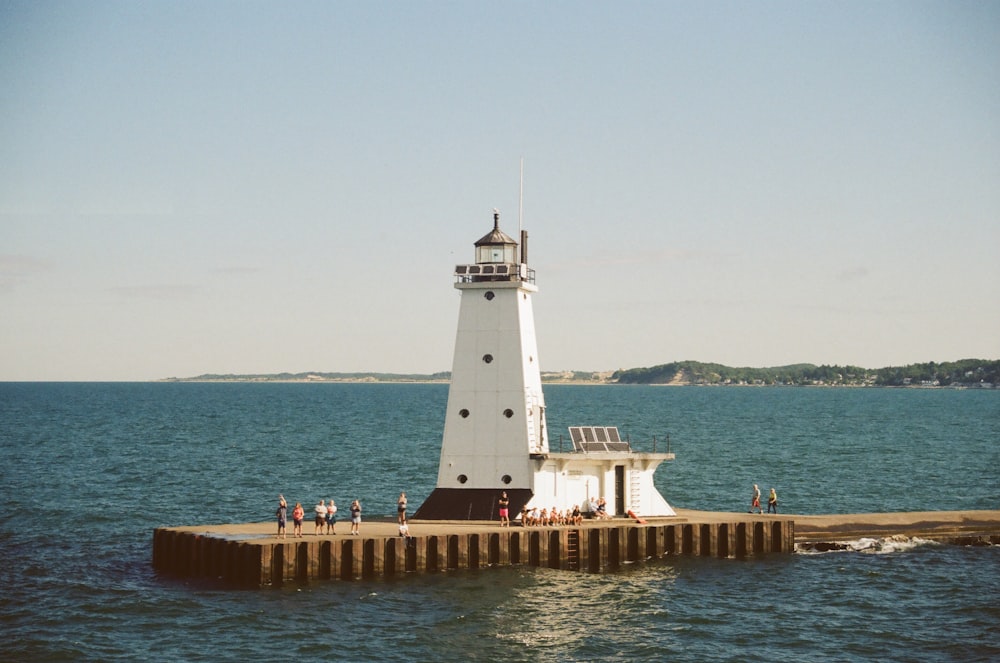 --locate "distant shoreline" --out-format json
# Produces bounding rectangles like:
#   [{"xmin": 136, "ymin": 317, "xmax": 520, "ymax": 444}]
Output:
[
  {"xmin": 159, "ymin": 359, "xmax": 998, "ymax": 388},
  {"xmin": 157, "ymin": 376, "xmax": 996, "ymax": 389}
]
